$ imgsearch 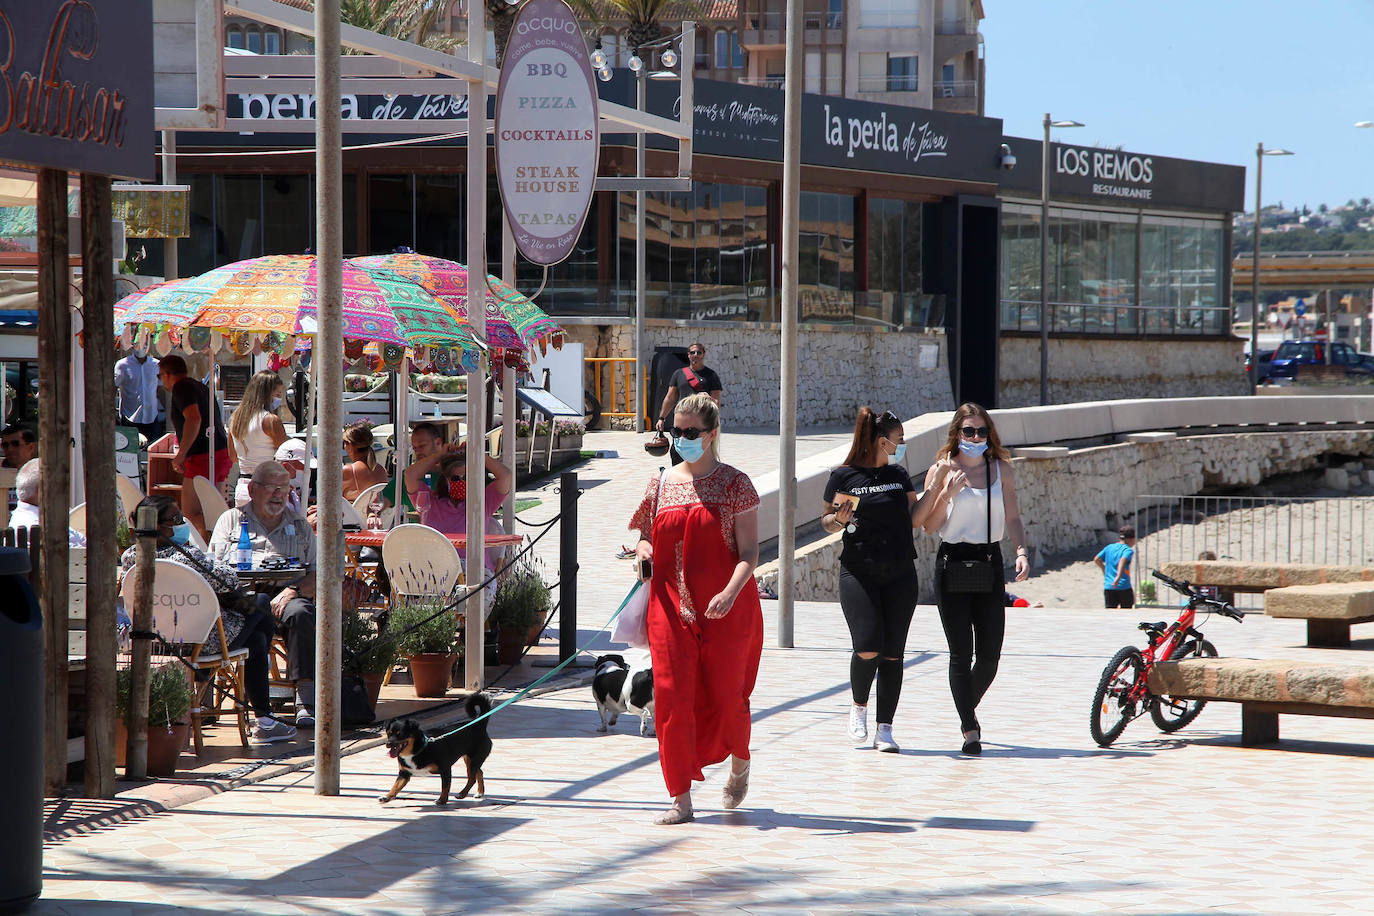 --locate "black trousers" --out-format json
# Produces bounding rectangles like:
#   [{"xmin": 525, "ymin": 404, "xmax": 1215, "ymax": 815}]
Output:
[
  {"xmin": 228, "ymin": 594, "xmax": 277, "ymax": 717},
  {"xmin": 935, "ymin": 542, "xmax": 1006, "ymax": 733},
  {"xmin": 839, "ymin": 562, "xmax": 918, "ymax": 724},
  {"xmin": 279, "ymin": 596, "xmax": 317, "ymax": 684}
]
